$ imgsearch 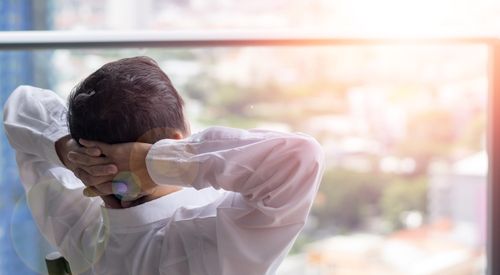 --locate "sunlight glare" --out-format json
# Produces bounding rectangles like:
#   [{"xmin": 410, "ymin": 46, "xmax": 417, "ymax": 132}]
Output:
[{"xmin": 338, "ymin": 0, "xmax": 468, "ymax": 37}]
